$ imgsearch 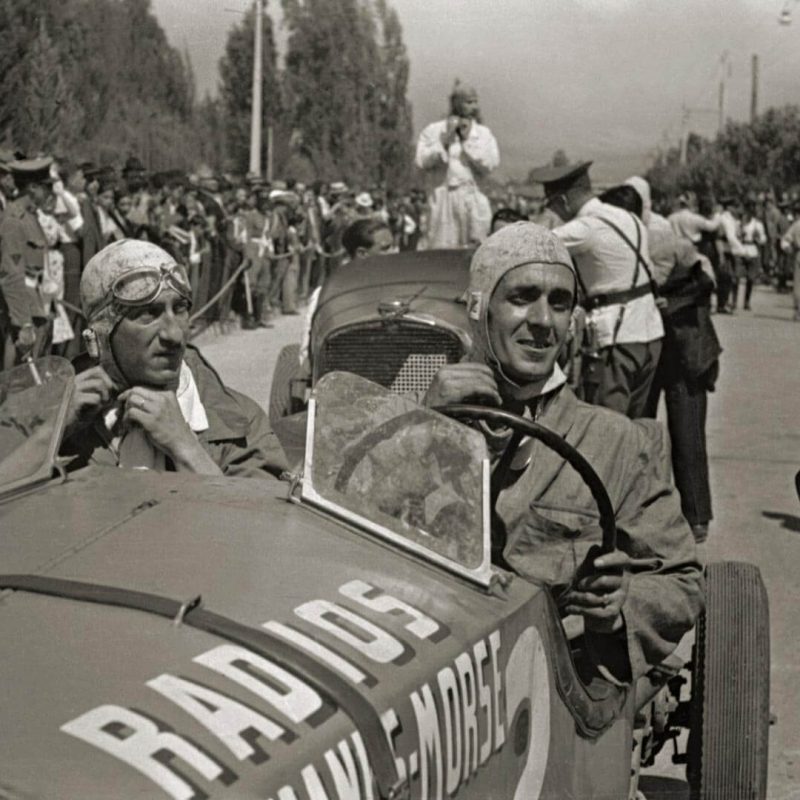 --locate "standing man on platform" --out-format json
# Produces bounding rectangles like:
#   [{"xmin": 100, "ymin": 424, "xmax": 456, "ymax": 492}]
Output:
[
  {"xmin": 530, "ymin": 161, "xmax": 663, "ymax": 418},
  {"xmin": 415, "ymin": 82, "xmax": 499, "ymax": 249}
]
